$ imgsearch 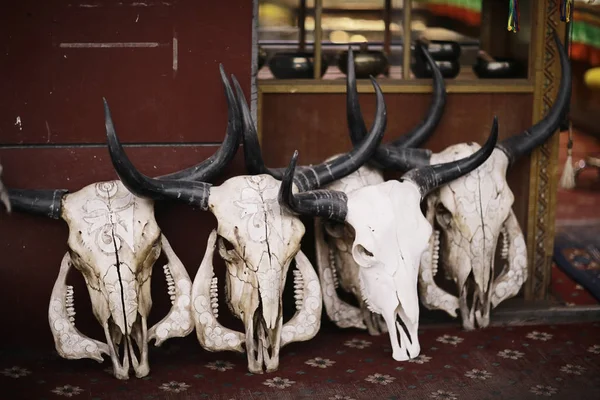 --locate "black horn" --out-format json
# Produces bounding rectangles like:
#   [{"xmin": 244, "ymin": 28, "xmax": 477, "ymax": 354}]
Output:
[
  {"xmin": 105, "ymin": 99, "xmax": 213, "ymax": 210},
  {"xmin": 7, "ymin": 188, "xmax": 67, "ymax": 219},
  {"xmin": 347, "ymin": 42, "xmax": 445, "ymax": 171},
  {"xmin": 278, "ymin": 151, "xmax": 349, "ymax": 222},
  {"xmin": 233, "ymin": 71, "xmax": 387, "ymax": 192},
  {"xmin": 402, "ymin": 116, "xmax": 499, "ymax": 198},
  {"xmin": 496, "ymin": 30, "xmax": 571, "ymax": 165}
]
